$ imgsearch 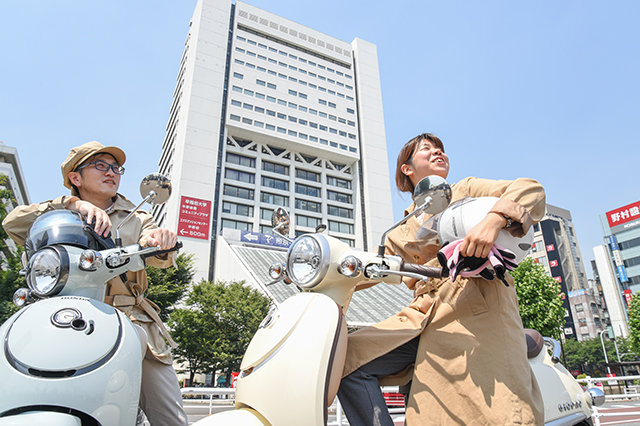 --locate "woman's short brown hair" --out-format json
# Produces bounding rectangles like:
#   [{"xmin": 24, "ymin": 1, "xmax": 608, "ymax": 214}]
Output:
[{"xmin": 395, "ymin": 133, "xmax": 445, "ymax": 193}]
